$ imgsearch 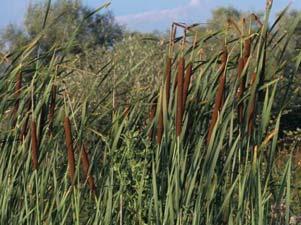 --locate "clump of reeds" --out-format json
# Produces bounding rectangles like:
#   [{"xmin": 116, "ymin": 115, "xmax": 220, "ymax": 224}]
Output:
[
  {"xmin": 80, "ymin": 144, "xmax": 96, "ymax": 193},
  {"xmin": 63, "ymin": 116, "xmax": 75, "ymax": 182},
  {"xmin": 30, "ymin": 120, "xmax": 39, "ymax": 170},
  {"xmin": 207, "ymin": 47, "xmax": 228, "ymax": 144}
]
